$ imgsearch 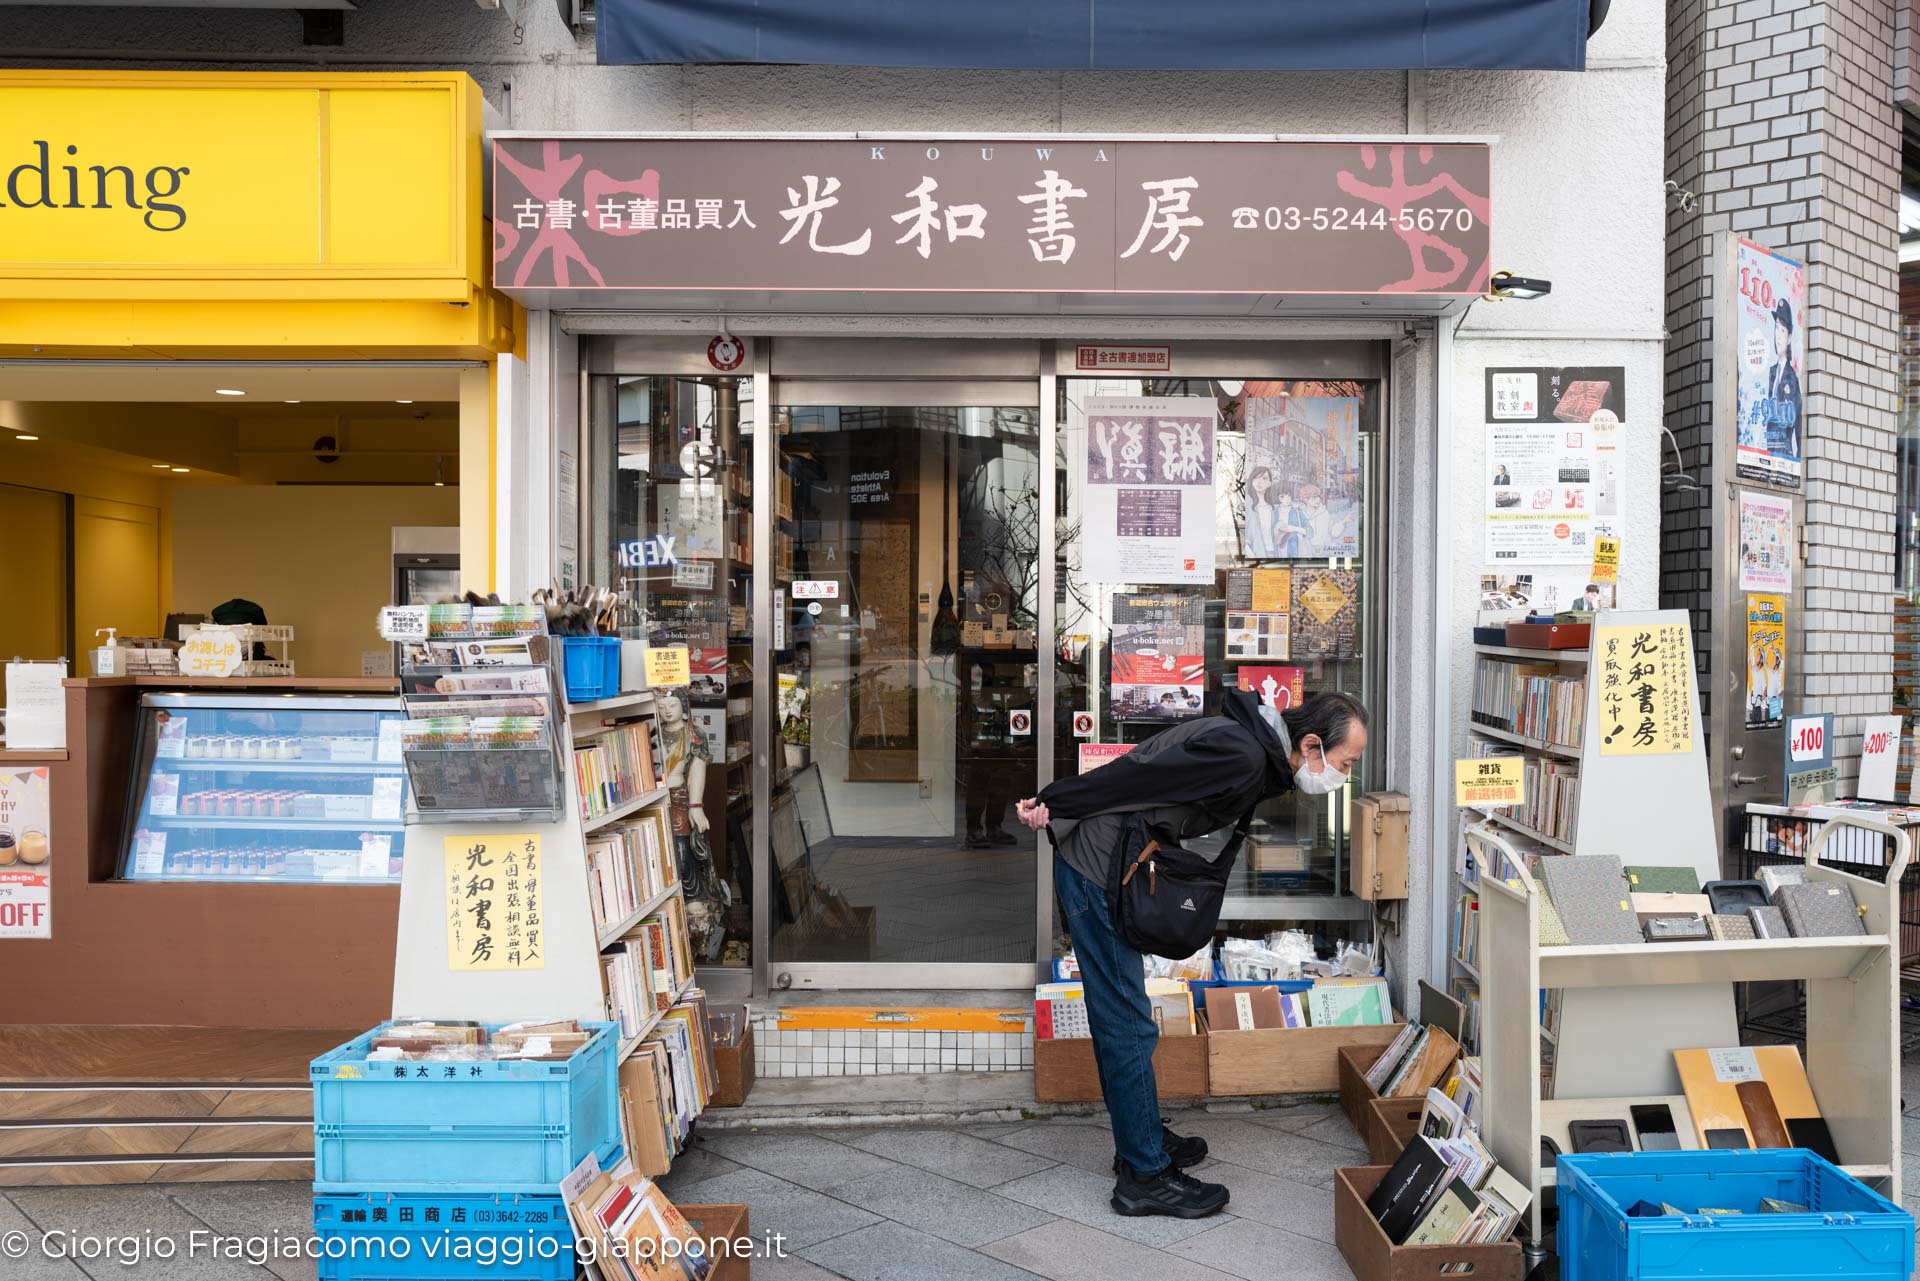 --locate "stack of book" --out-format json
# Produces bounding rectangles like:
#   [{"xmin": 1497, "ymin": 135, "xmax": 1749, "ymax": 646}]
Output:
[
  {"xmin": 603, "ymin": 896, "xmax": 698, "ymax": 1040},
  {"xmin": 1366, "ymin": 1132, "xmax": 1530, "ymax": 1251},
  {"xmin": 1453, "ymin": 891, "xmax": 1480, "ymax": 969},
  {"xmin": 1518, "ymin": 756, "xmax": 1580, "ymax": 844},
  {"xmin": 564, "ymin": 1165, "xmax": 712, "ymax": 1281},
  {"xmin": 1365, "ymin": 1022, "xmax": 1463, "ymax": 1098},
  {"xmin": 574, "ymin": 719, "xmax": 660, "ymax": 821},
  {"xmin": 1471, "ymin": 658, "xmax": 1586, "ymax": 748},
  {"xmin": 585, "ymin": 812, "xmax": 677, "ymax": 938}
]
